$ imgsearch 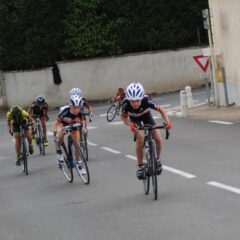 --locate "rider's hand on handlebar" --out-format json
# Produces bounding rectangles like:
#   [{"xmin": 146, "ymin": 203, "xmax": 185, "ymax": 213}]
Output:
[
  {"xmin": 164, "ymin": 121, "xmax": 172, "ymax": 130},
  {"xmin": 130, "ymin": 122, "xmax": 138, "ymax": 132}
]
